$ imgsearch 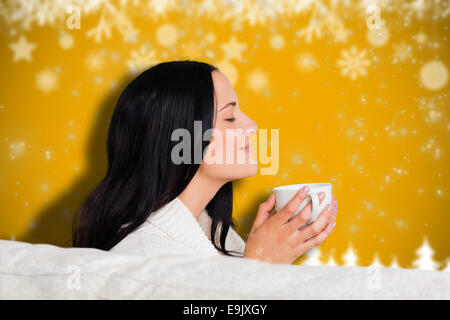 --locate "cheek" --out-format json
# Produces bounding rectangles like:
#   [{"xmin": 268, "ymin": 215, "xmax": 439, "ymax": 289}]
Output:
[
  {"xmin": 210, "ymin": 131, "xmax": 251, "ymax": 162},
  {"xmin": 201, "ymin": 131, "xmax": 258, "ymax": 180},
  {"xmin": 218, "ymin": 132, "xmax": 243, "ymax": 160}
]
